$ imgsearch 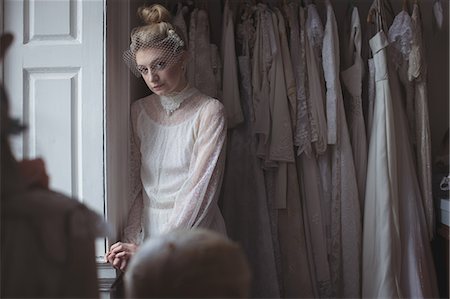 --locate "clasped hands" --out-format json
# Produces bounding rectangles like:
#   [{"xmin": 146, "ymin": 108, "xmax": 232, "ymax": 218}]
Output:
[{"xmin": 104, "ymin": 242, "xmax": 138, "ymax": 271}]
